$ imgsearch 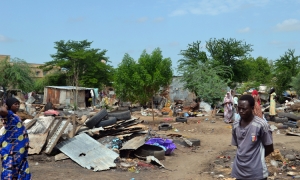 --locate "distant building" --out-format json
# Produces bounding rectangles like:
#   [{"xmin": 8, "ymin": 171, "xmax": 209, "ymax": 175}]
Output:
[
  {"xmin": 0, "ymin": 55, "xmax": 10, "ymax": 61},
  {"xmin": 0, "ymin": 54, "xmax": 53, "ymax": 80},
  {"xmin": 28, "ymin": 63, "xmax": 48, "ymax": 79}
]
